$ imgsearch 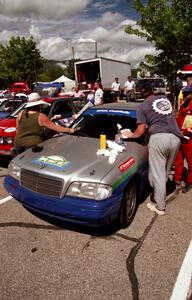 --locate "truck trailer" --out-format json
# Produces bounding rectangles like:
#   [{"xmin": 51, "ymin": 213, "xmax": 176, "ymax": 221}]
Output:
[{"xmin": 74, "ymin": 57, "xmax": 131, "ymax": 101}]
